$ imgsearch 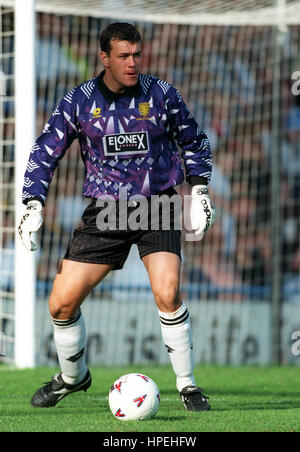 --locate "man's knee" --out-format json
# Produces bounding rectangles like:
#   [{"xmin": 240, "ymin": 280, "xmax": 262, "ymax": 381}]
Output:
[
  {"xmin": 49, "ymin": 289, "xmax": 81, "ymax": 320},
  {"xmin": 153, "ymin": 280, "xmax": 182, "ymax": 312}
]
